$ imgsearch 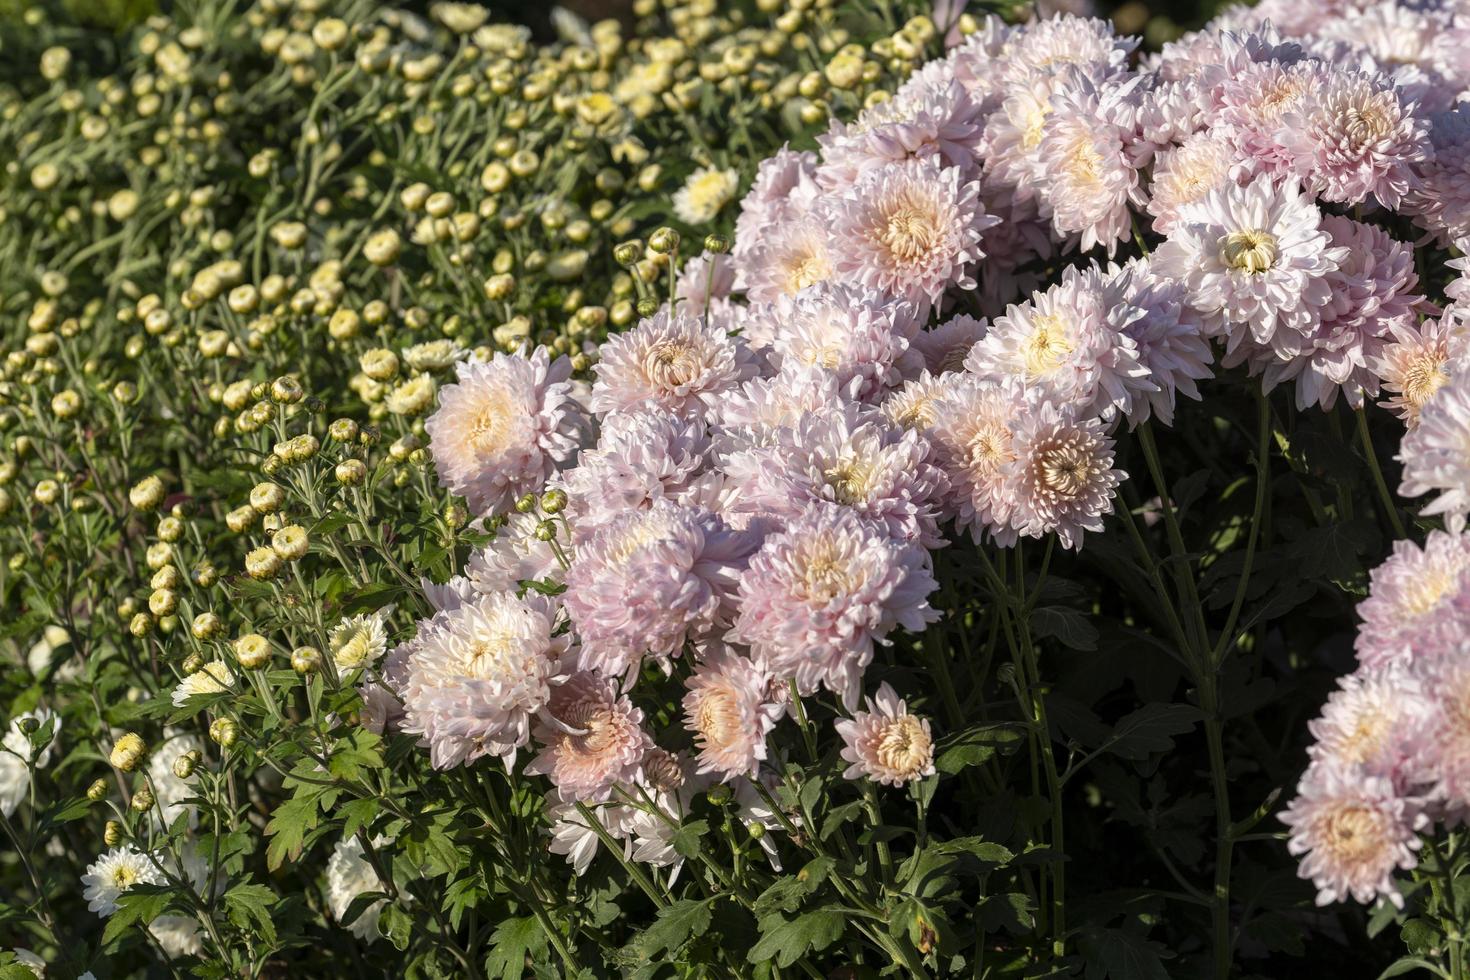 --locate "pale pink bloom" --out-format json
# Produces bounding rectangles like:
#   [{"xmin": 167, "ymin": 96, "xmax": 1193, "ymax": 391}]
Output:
[
  {"xmin": 527, "ymin": 671, "xmax": 653, "ymax": 803},
  {"xmin": 733, "ymin": 146, "xmax": 821, "ymax": 265},
  {"xmin": 996, "ymin": 15, "xmax": 1137, "ymax": 86},
  {"xmin": 559, "ymin": 410, "xmax": 721, "ymax": 537},
  {"xmin": 1005, "ymin": 400, "xmax": 1124, "ymax": 550},
  {"xmin": 1398, "ymin": 372, "xmax": 1470, "ymax": 532},
  {"xmin": 1152, "ymin": 175, "xmax": 1347, "ymax": 359},
  {"xmin": 925, "ymin": 375, "xmax": 1027, "ymax": 543},
  {"xmin": 722, "ymin": 403, "xmax": 949, "ymax": 548},
  {"xmin": 947, "ymin": 15, "xmax": 1020, "ymax": 105},
  {"xmin": 732, "ymin": 502, "xmax": 939, "ymax": 709},
  {"xmin": 1214, "ymin": 60, "xmax": 1325, "ymax": 177},
  {"xmin": 1146, "ymin": 133, "xmax": 1242, "ymax": 235},
  {"xmin": 1251, "ymin": 215, "xmax": 1422, "ymax": 410},
  {"xmin": 590, "ymin": 308, "xmax": 757, "ymax": 419},
  {"xmin": 1307, "ymin": 667, "xmax": 1432, "ymax": 784},
  {"xmin": 1281, "ymin": 68, "xmax": 1428, "ymax": 208},
  {"xmin": 1372, "ymin": 315, "xmax": 1458, "ymax": 427},
  {"xmin": 675, "ymin": 251, "xmax": 736, "ymax": 314},
  {"xmin": 711, "ymin": 368, "xmax": 850, "ymax": 456},
  {"xmin": 1315, "ymin": 2, "xmax": 1464, "ymax": 112},
  {"xmin": 465, "ymin": 510, "xmax": 564, "ymax": 593},
  {"xmin": 964, "ymin": 264, "xmax": 1155, "ymax": 421},
  {"xmin": 1415, "ymin": 656, "xmax": 1470, "ymax": 815},
  {"xmin": 425, "ymin": 347, "xmax": 584, "ymax": 516},
  {"xmin": 1404, "ymin": 106, "xmax": 1470, "ymax": 246},
  {"xmin": 828, "ymin": 156, "xmax": 995, "ymax": 313},
  {"xmin": 1035, "ymin": 71, "xmax": 1148, "ymax": 254},
  {"xmin": 1281, "ymin": 761, "xmax": 1424, "ymax": 908},
  {"xmin": 739, "ymin": 211, "xmax": 837, "ymax": 306},
  {"xmin": 836, "ymin": 682, "xmax": 937, "ymax": 786},
  {"xmin": 1356, "ymin": 531, "xmax": 1470, "ymax": 670},
  {"xmin": 766, "ymin": 283, "xmax": 923, "ymax": 401},
  {"xmin": 1104, "ymin": 258, "xmax": 1214, "ymax": 426},
  {"xmin": 911, "ymin": 314, "xmax": 987, "ymax": 375},
  {"xmin": 398, "ymin": 591, "xmax": 568, "ymax": 769},
  {"xmin": 562, "ymin": 499, "xmax": 755, "ymax": 678},
  {"xmin": 681, "ymin": 648, "xmax": 782, "ymax": 780},
  {"xmin": 881, "ymin": 371, "xmax": 965, "ymax": 435},
  {"xmin": 545, "ymin": 799, "xmax": 633, "ymax": 875}
]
